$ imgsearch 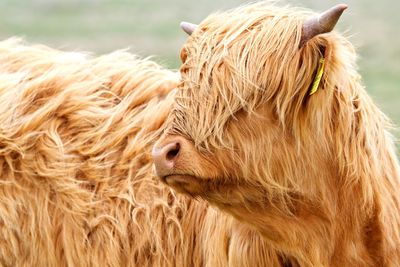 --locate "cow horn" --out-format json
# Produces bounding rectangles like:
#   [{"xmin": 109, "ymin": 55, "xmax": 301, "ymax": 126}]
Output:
[
  {"xmin": 180, "ymin": 21, "xmax": 198, "ymax": 35},
  {"xmin": 300, "ymin": 4, "xmax": 348, "ymax": 47}
]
